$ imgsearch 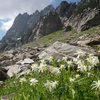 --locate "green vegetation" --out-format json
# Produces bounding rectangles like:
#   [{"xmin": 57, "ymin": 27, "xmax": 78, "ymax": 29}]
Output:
[
  {"xmin": 71, "ymin": 27, "xmax": 77, "ymax": 34},
  {"xmin": 69, "ymin": 26, "xmax": 100, "ymax": 41},
  {"xmin": 79, "ymin": 26, "xmax": 100, "ymax": 36},
  {"xmin": 1, "ymin": 25, "xmax": 100, "ymax": 100},
  {"xmin": 93, "ymin": 46, "xmax": 100, "ymax": 51},
  {"xmin": 23, "ymin": 30, "xmax": 65, "ymax": 48},
  {"xmin": 1, "ymin": 50, "xmax": 100, "ymax": 99},
  {"xmin": 22, "ymin": 25, "xmax": 100, "ymax": 48},
  {"xmin": 23, "ymin": 27, "xmax": 77, "ymax": 48}
]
